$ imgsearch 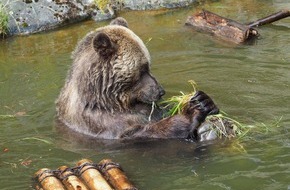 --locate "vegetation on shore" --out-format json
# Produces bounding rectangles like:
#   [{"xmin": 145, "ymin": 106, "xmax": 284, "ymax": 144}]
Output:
[
  {"xmin": 0, "ymin": 2, "xmax": 9, "ymax": 38},
  {"xmin": 94, "ymin": 0, "xmax": 109, "ymax": 12}
]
